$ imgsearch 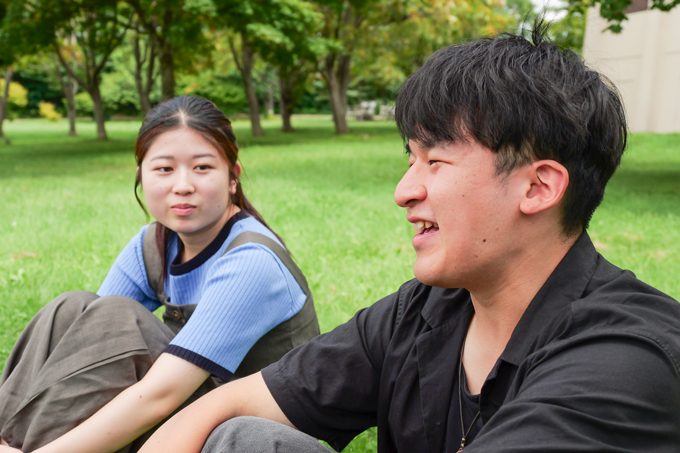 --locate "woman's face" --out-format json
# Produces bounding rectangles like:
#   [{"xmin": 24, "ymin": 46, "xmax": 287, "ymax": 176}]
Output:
[{"xmin": 140, "ymin": 127, "xmax": 240, "ymax": 242}]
